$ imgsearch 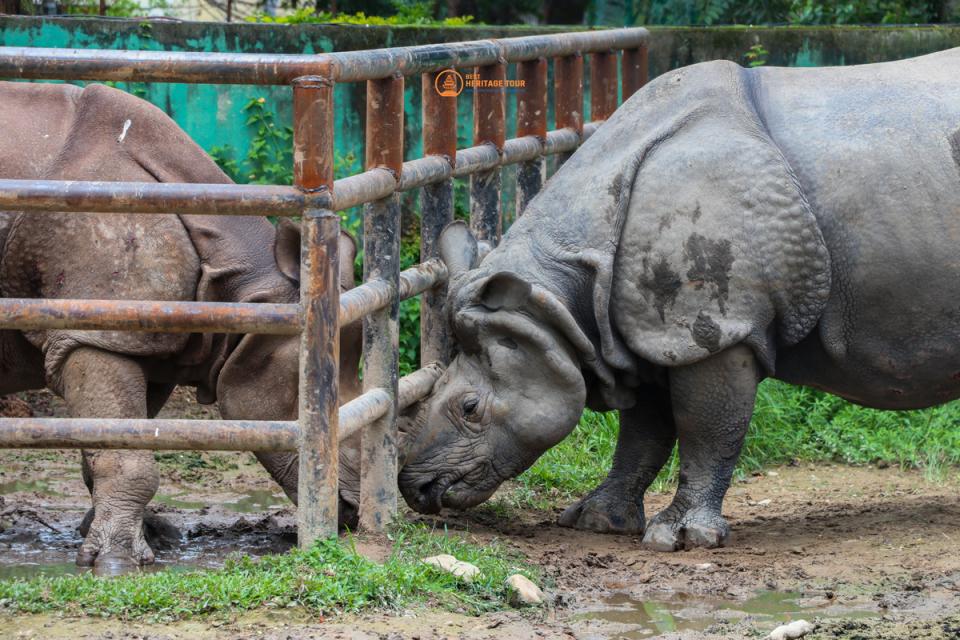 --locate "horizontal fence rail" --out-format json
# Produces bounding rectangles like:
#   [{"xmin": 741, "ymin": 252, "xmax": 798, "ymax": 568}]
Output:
[
  {"xmin": 0, "ymin": 364, "xmax": 443, "ymax": 451},
  {"xmin": 0, "ymin": 29, "xmax": 648, "ymax": 84},
  {"xmin": 0, "ymin": 26, "xmax": 650, "ymax": 547}
]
